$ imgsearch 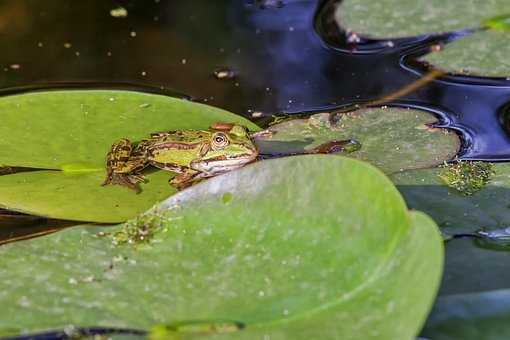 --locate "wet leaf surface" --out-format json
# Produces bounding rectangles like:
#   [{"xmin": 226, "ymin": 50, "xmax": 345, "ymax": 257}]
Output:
[
  {"xmin": 254, "ymin": 108, "xmax": 459, "ymax": 174},
  {"xmin": 0, "ymin": 90, "xmax": 258, "ymax": 223},
  {"xmin": 336, "ymin": 0, "xmax": 509, "ymax": 38},
  {"xmin": 0, "ymin": 156, "xmax": 443, "ymax": 340},
  {"xmin": 423, "ymin": 30, "xmax": 510, "ymax": 77},
  {"xmin": 336, "ymin": 0, "xmax": 510, "ymax": 76}
]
